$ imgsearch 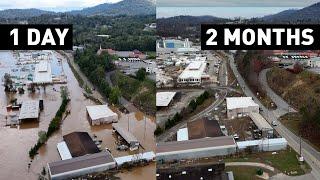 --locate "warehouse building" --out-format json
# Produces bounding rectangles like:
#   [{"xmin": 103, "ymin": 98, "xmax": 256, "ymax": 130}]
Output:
[
  {"xmin": 156, "ymin": 91, "xmax": 177, "ymax": 107},
  {"xmin": 112, "ymin": 123, "xmax": 140, "ymax": 151},
  {"xmin": 86, "ymin": 105, "xmax": 118, "ymax": 125},
  {"xmin": 226, "ymin": 97, "xmax": 259, "ymax": 119},
  {"xmin": 237, "ymin": 138, "xmax": 287, "ymax": 152},
  {"xmin": 157, "ymin": 136, "xmax": 236, "ymax": 162},
  {"xmin": 63, "ymin": 132, "xmax": 100, "ymax": 157},
  {"xmin": 177, "ymin": 61, "xmax": 207, "ymax": 84},
  {"xmin": 48, "ymin": 151, "xmax": 116, "ymax": 180},
  {"xmin": 249, "ymin": 112, "xmax": 273, "ymax": 137},
  {"xmin": 33, "ymin": 60, "xmax": 53, "ymax": 84},
  {"xmin": 114, "ymin": 151, "xmax": 155, "ymax": 166},
  {"xmin": 18, "ymin": 100, "xmax": 40, "ymax": 122}
]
